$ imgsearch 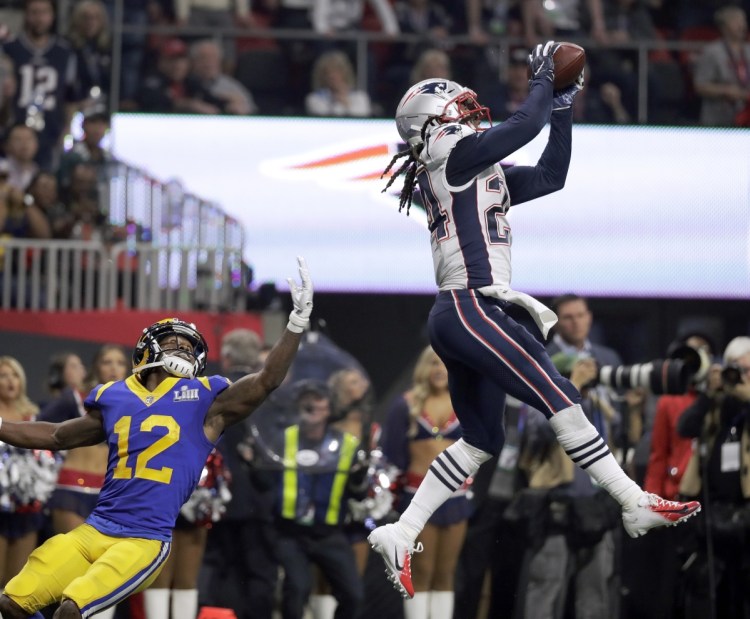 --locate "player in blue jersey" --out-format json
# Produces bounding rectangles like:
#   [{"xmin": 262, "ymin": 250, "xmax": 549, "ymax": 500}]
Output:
[
  {"xmin": 0, "ymin": 257, "xmax": 313, "ymax": 619},
  {"xmin": 367, "ymin": 42, "xmax": 701, "ymax": 599}
]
